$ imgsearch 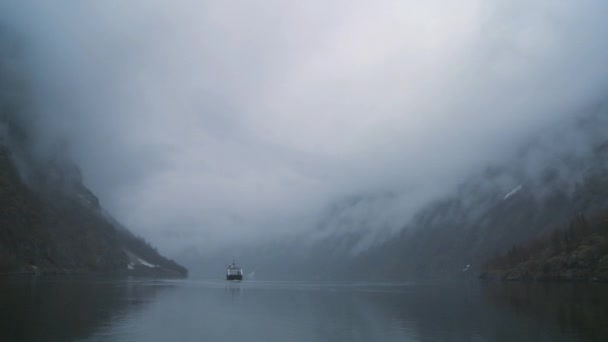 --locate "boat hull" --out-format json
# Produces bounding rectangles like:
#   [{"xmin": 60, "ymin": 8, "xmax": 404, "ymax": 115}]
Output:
[{"xmin": 226, "ymin": 274, "xmax": 243, "ymax": 281}]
